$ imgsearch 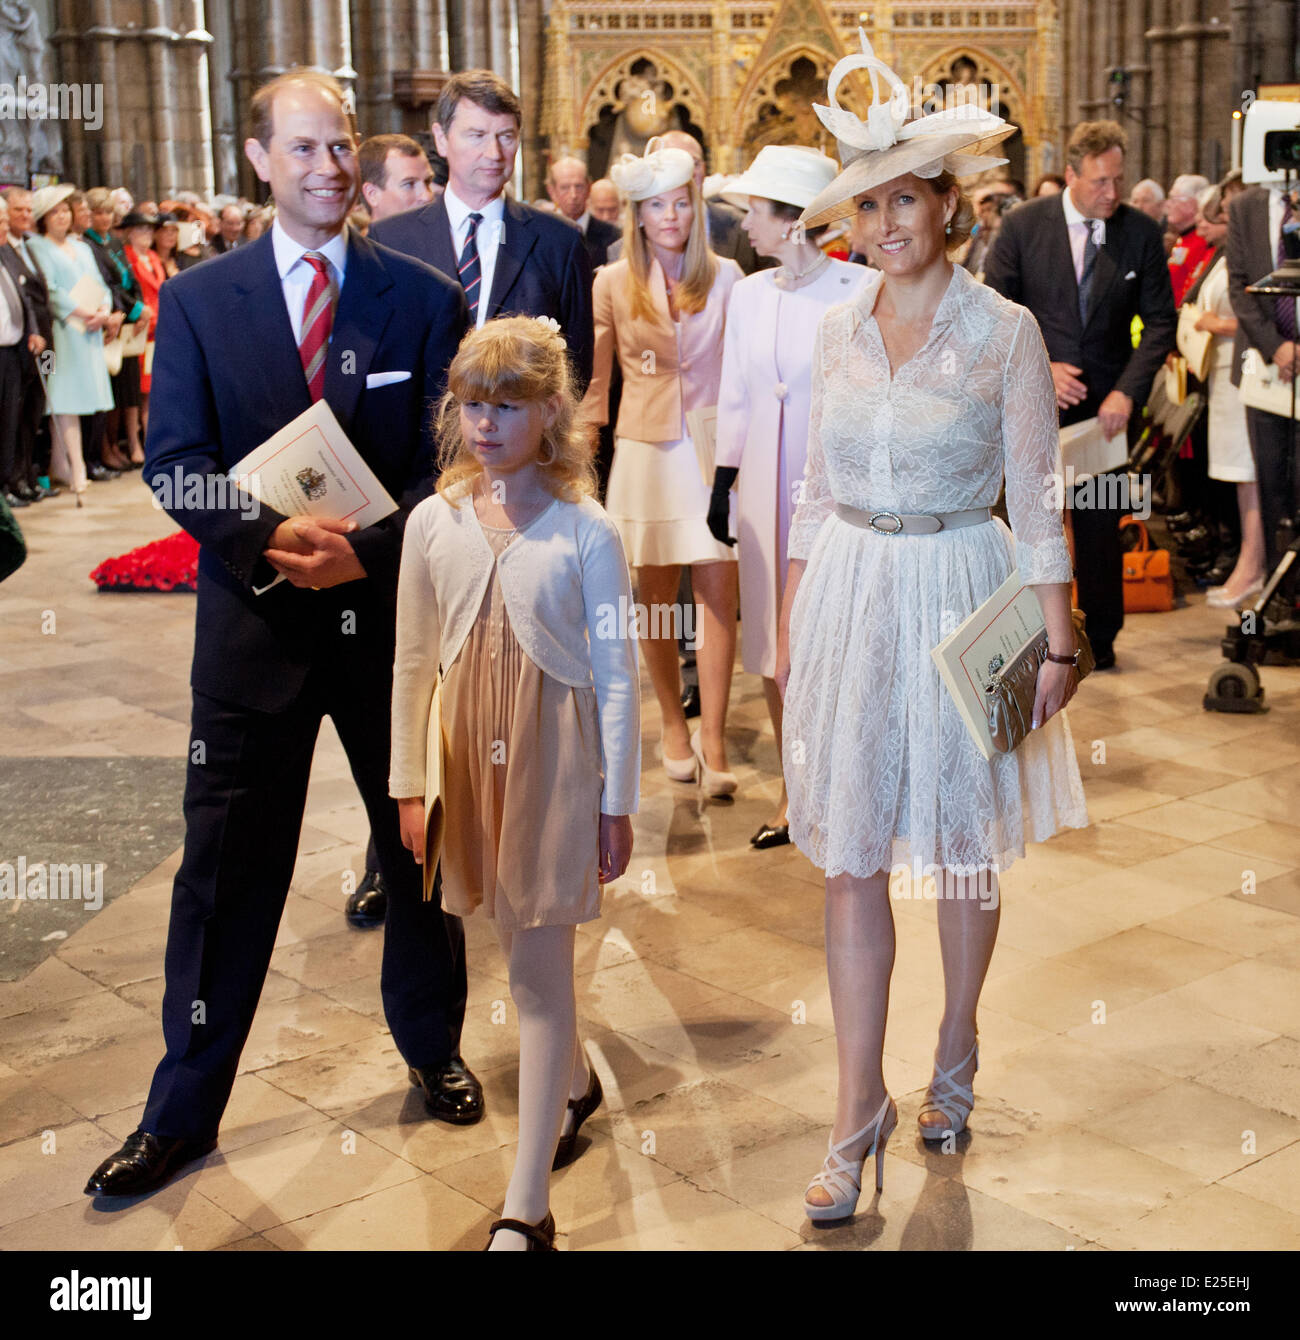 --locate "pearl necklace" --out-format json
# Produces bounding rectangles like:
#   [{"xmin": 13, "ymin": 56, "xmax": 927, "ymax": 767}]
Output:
[{"xmin": 773, "ymin": 249, "xmax": 831, "ymax": 291}]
